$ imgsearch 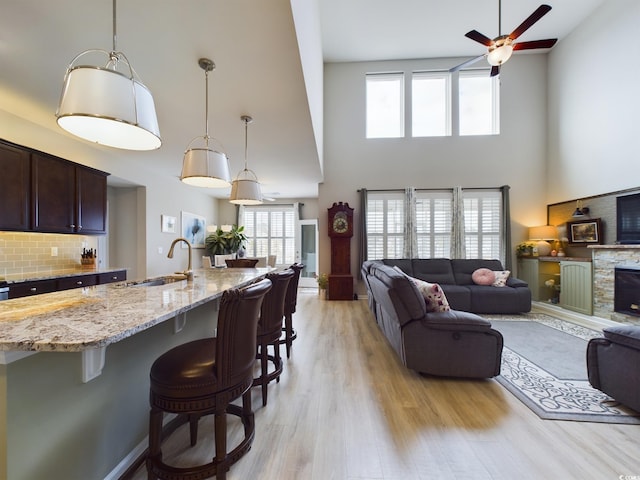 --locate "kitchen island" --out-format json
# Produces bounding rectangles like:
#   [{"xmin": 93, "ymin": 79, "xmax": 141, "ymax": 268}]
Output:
[{"xmin": 0, "ymin": 267, "xmax": 271, "ymax": 480}]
